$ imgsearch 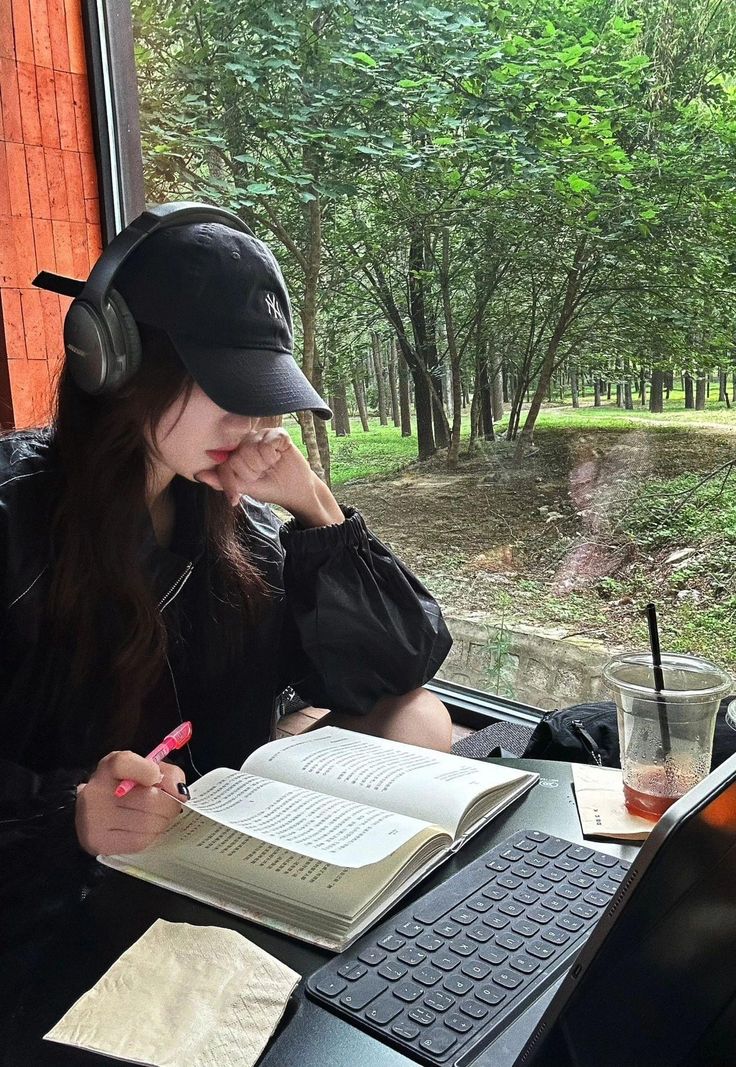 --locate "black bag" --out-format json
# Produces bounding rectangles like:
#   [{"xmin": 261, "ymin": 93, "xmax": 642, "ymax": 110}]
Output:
[{"xmin": 522, "ymin": 696, "xmax": 736, "ymax": 770}]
